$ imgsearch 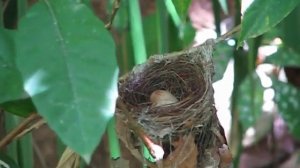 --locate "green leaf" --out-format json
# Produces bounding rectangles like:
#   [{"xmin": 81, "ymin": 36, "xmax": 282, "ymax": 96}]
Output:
[
  {"xmin": 0, "ymin": 29, "xmax": 26, "ymax": 103},
  {"xmin": 179, "ymin": 22, "xmax": 195, "ymax": 46},
  {"xmin": 1, "ymin": 98, "xmax": 35, "ymax": 117},
  {"xmin": 171, "ymin": 0, "xmax": 192, "ymax": 21},
  {"xmin": 273, "ymin": 80, "xmax": 300, "ymax": 140},
  {"xmin": 237, "ymin": 73, "xmax": 264, "ymax": 131},
  {"xmin": 81, "ymin": 0, "xmax": 92, "ymax": 8},
  {"xmin": 0, "ymin": 30, "xmax": 35, "ymax": 117},
  {"xmin": 280, "ymin": 5, "xmax": 300, "ymax": 54},
  {"xmin": 213, "ymin": 41, "xmax": 233, "ymax": 82},
  {"xmin": 239, "ymin": 0, "xmax": 300, "ymax": 45},
  {"xmin": 16, "ymin": 0, "xmax": 118, "ymax": 162},
  {"xmin": 0, "ymin": 152, "xmax": 20, "ymax": 168},
  {"xmin": 265, "ymin": 47, "xmax": 300, "ymax": 67}
]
